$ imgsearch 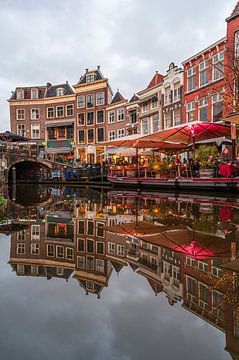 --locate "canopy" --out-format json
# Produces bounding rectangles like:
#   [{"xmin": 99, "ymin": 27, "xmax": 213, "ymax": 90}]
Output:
[
  {"xmin": 139, "ymin": 122, "xmax": 232, "ymax": 145},
  {"xmin": 0, "ymin": 131, "xmax": 29, "ymax": 142}
]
